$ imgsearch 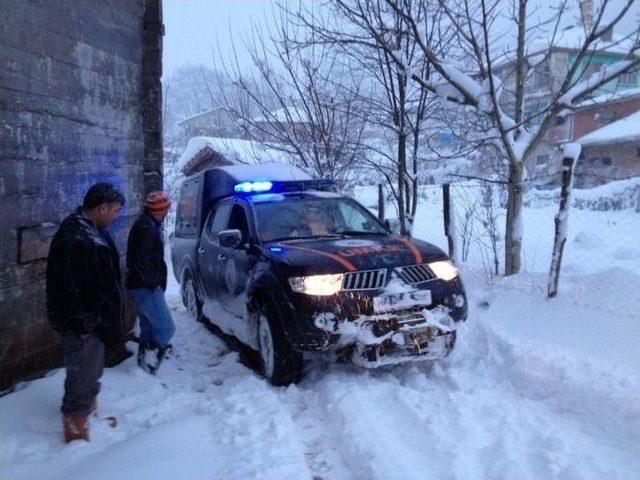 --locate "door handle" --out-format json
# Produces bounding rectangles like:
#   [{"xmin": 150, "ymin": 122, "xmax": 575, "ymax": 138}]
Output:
[
  {"xmin": 217, "ymin": 254, "xmax": 226, "ymax": 261},
  {"xmin": 197, "ymin": 247, "xmax": 205, "ymax": 254}
]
